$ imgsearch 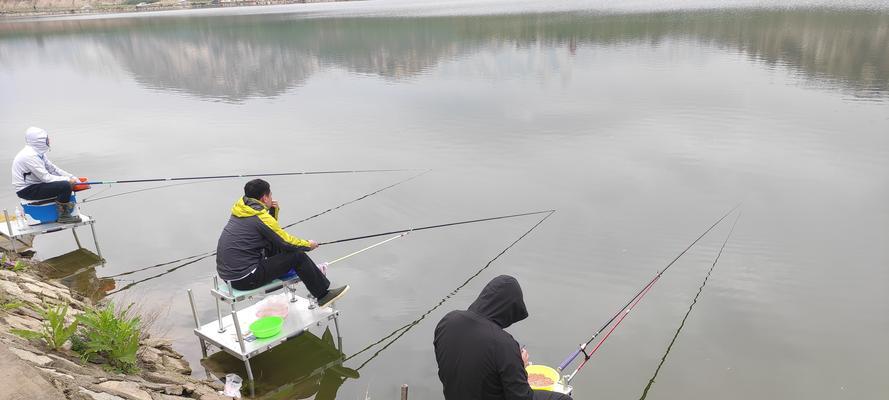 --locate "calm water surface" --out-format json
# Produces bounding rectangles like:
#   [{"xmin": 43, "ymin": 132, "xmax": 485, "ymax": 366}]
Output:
[{"xmin": 1, "ymin": 1, "xmax": 888, "ymax": 399}]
